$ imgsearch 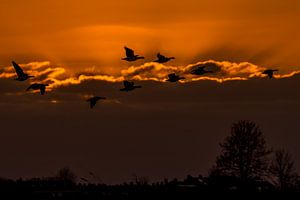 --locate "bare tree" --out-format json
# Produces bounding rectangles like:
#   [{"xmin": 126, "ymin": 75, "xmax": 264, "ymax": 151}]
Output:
[
  {"xmin": 214, "ymin": 120, "xmax": 271, "ymax": 182},
  {"xmin": 269, "ymin": 149, "xmax": 299, "ymax": 191}
]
